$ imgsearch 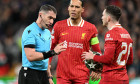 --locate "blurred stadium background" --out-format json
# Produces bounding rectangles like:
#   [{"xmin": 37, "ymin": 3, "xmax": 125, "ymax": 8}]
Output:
[{"xmin": 0, "ymin": 0, "xmax": 140, "ymax": 84}]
